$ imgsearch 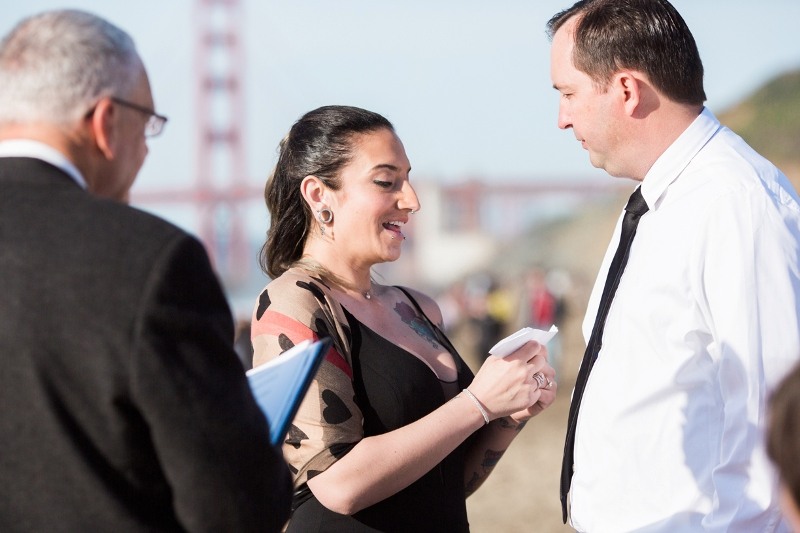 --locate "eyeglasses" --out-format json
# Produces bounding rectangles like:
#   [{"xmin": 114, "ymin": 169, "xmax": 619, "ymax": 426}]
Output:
[{"xmin": 110, "ymin": 97, "xmax": 168, "ymax": 138}]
